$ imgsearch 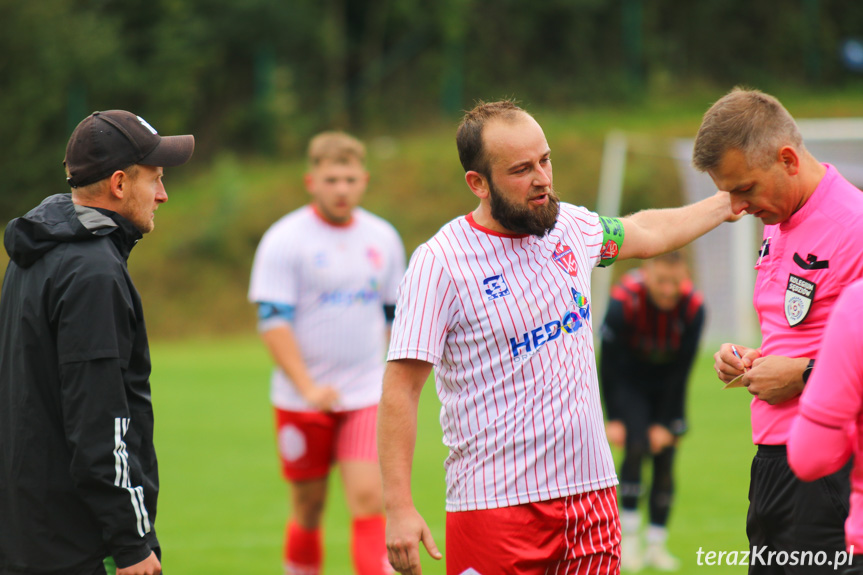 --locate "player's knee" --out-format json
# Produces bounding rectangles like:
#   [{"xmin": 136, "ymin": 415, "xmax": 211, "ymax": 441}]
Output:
[
  {"xmin": 348, "ymin": 487, "xmax": 383, "ymax": 517},
  {"xmin": 648, "ymin": 425, "xmax": 676, "ymax": 454}
]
